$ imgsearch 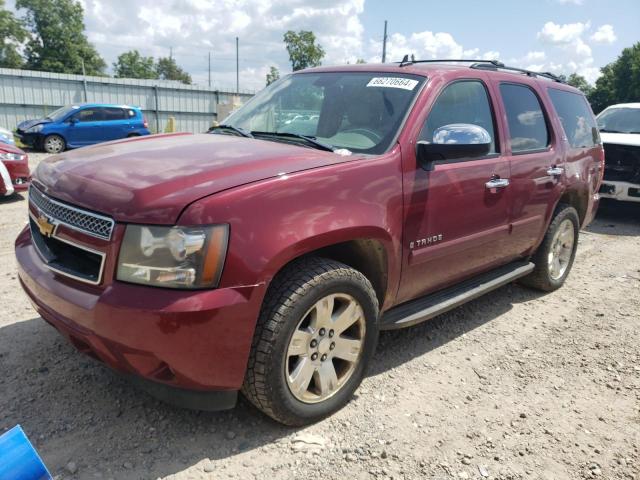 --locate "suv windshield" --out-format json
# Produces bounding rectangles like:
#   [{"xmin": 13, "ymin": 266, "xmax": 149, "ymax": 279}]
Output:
[
  {"xmin": 222, "ymin": 72, "xmax": 425, "ymax": 154},
  {"xmin": 46, "ymin": 106, "xmax": 76, "ymax": 122},
  {"xmin": 596, "ymin": 107, "xmax": 640, "ymax": 134}
]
